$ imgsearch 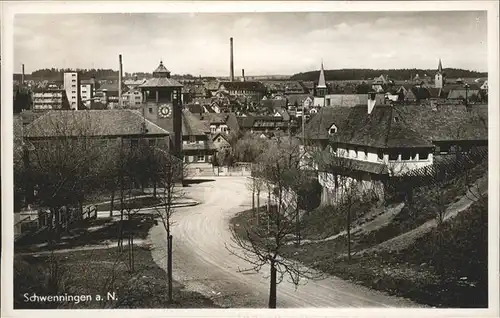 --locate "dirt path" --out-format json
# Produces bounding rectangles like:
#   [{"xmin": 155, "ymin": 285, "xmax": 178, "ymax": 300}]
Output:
[
  {"xmin": 148, "ymin": 177, "xmax": 421, "ymax": 308},
  {"xmin": 357, "ymin": 175, "xmax": 488, "ymax": 255},
  {"xmin": 16, "ymin": 239, "xmax": 148, "ymax": 256},
  {"xmin": 291, "ymin": 203, "xmax": 405, "ymax": 246}
]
